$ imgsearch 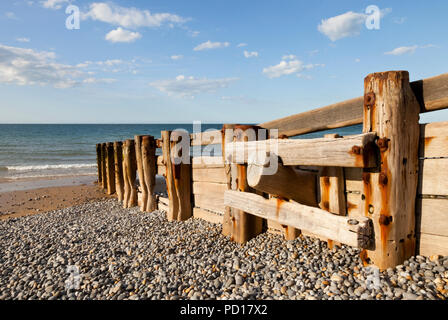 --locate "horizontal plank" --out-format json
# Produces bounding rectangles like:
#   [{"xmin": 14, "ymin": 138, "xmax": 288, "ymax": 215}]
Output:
[
  {"xmin": 224, "ymin": 190, "xmax": 373, "ymax": 248},
  {"xmin": 158, "ymin": 196, "xmax": 169, "ymax": 206},
  {"xmin": 418, "ymin": 233, "xmax": 448, "ymax": 257},
  {"xmin": 194, "ymin": 194, "xmax": 225, "ymax": 214},
  {"xmin": 416, "ymin": 198, "xmax": 448, "ymax": 237},
  {"xmin": 226, "ymin": 133, "xmax": 378, "ymax": 168},
  {"xmin": 193, "ymin": 181, "xmax": 227, "ymax": 196},
  {"xmin": 191, "ymin": 130, "xmax": 222, "ymax": 146},
  {"xmin": 157, "ymin": 156, "xmax": 164, "ymax": 166},
  {"xmin": 418, "ymin": 158, "xmax": 448, "ymax": 195},
  {"xmin": 158, "ymin": 202, "xmax": 169, "ymax": 212},
  {"xmin": 420, "ymin": 121, "xmax": 448, "ymax": 158},
  {"xmin": 259, "ymin": 73, "xmax": 448, "ymax": 137},
  {"xmin": 347, "ymin": 192, "xmax": 363, "ymax": 218},
  {"xmin": 192, "ymin": 156, "xmax": 224, "ymax": 169},
  {"xmin": 192, "ymin": 168, "xmax": 227, "ymax": 183},
  {"xmin": 193, "ymin": 207, "xmax": 223, "ymax": 225},
  {"xmin": 260, "ymin": 97, "xmax": 364, "ymax": 138}
]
